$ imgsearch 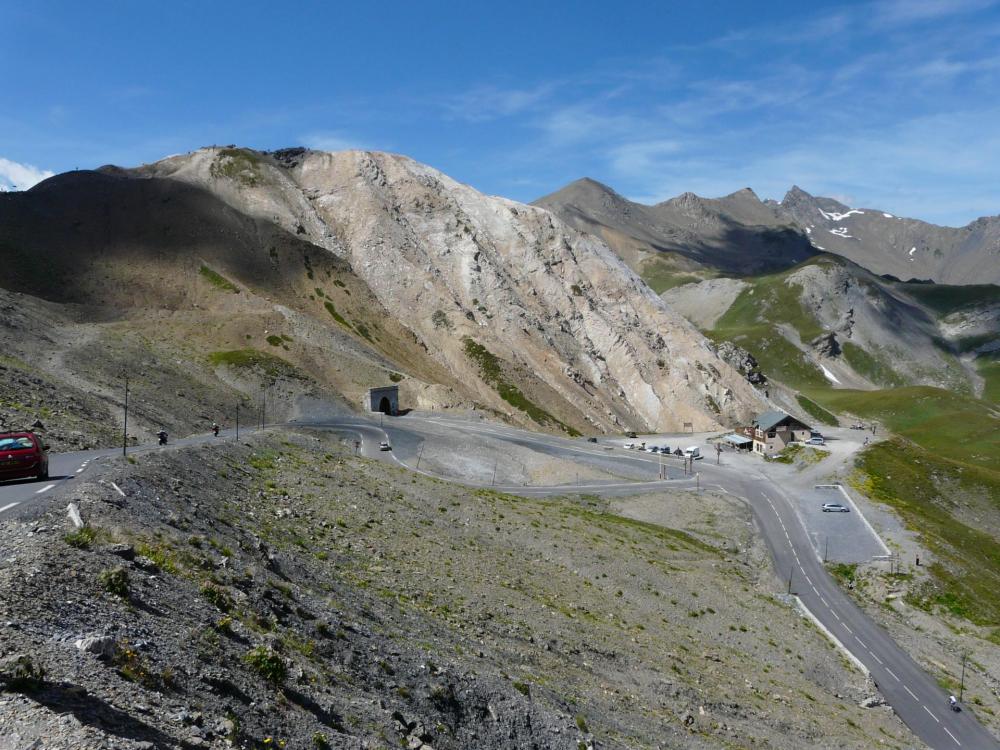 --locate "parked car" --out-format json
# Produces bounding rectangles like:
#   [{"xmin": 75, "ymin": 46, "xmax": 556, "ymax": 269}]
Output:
[
  {"xmin": 683, "ymin": 446, "xmax": 702, "ymax": 460},
  {"xmin": 645, "ymin": 445, "xmax": 659, "ymax": 453},
  {"xmin": 0, "ymin": 431, "xmax": 49, "ymax": 482},
  {"xmin": 807, "ymin": 436, "xmax": 826, "ymax": 445},
  {"xmin": 624, "ymin": 442, "xmax": 636, "ymax": 450},
  {"xmin": 625, "ymin": 431, "xmax": 637, "ymax": 439},
  {"xmin": 822, "ymin": 503, "xmax": 849, "ymax": 513},
  {"xmin": 379, "ymin": 441, "xmax": 391, "ymax": 451},
  {"xmin": 586, "ymin": 437, "xmax": 598, "ymax": 443}
]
